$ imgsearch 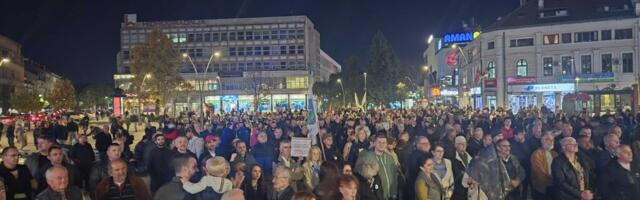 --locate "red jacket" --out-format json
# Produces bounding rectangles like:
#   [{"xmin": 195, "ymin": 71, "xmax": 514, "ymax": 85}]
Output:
[{"xmin": 500, "ymin": 127, "xmax": 514, "ymax": 139}]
